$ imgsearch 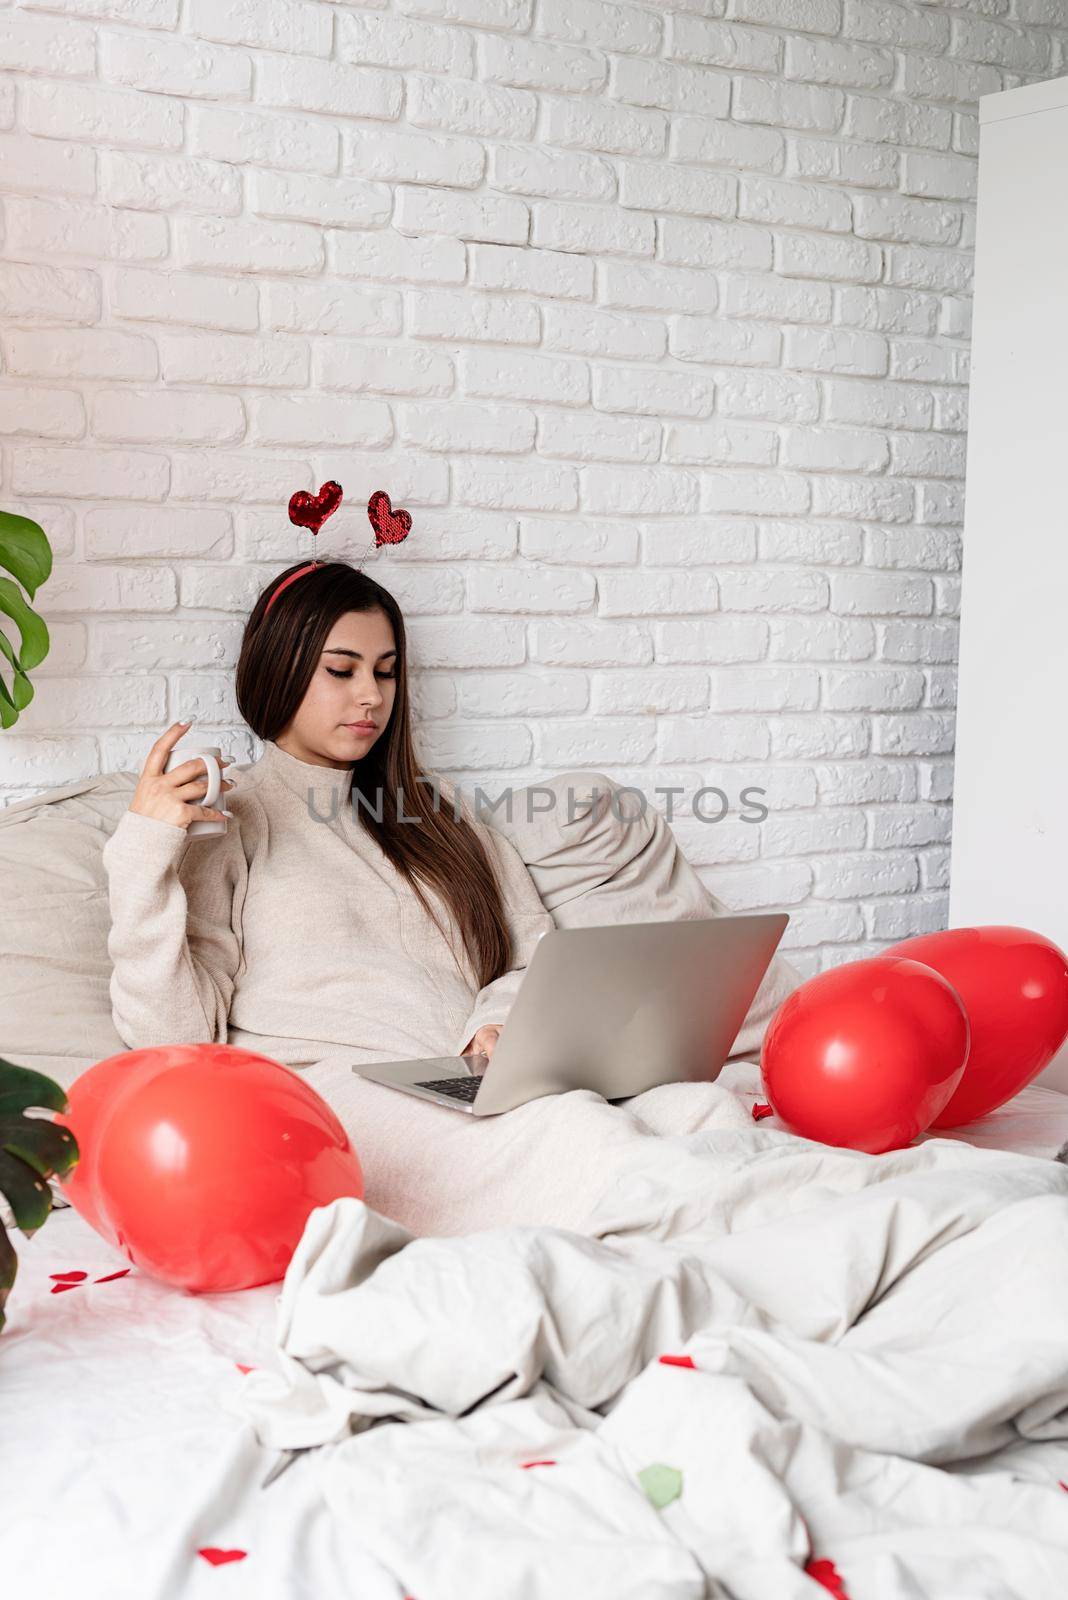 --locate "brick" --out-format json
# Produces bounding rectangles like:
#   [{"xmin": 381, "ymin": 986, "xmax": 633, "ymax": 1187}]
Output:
[
  {"xmin": 453, "ymin": 457, "xmax": 578, "ymax": 511},
  {"xmin": 462, "ymin": 351, "xmax": 592, "ymax": 411},
  {"xmin": 739, "ymin": 175, "xmax": 851, "ymax": 231},
  {"xmin": 338, "ymin": 10, "xmax": 474, "ymax": 74},
  {"xmin": 491, "ymin": 143, "xmax": 614, "ymax": 201},
  {"xmin": 13, "ymin": 447, "xmax": 169, "ymax": 500},
  {"xmin": 467, "ymin": 565, "xmax": 595, "ymax": 612},
  {"xmin": 733, "ymin": 76, "xmax": 844, "ymax": 132},
  {"xmin": 333, "ymin": 230, "xmax": 465, "ymax": 286},
  {"xmin": 470, "ymin": 243, "xmax": 593, "ymax": 300},
  {"xmin": 21, "ymin": 79, "xmax": 182, "ymax": 149},
  {"xmin": 409, "ymin": 289, "xmax": 540, "ymax": 344},
  {"xmin": 793, "ymin": 134, "xmax": 898, "ymax": 187},
  {"xmin": 113, "ymin": 267, "xmax": 257, "ymax": 331},
  {"xmin": 843, "ymin": 0, "xmax": 948, "ymax": 51},
  {"xmin": 671, "ymin": 315, "xmax": 780, "ymax": 364},
  {"xmin": 844, "ymin": 94, "xmax": 951, "ymax": 150},
  {"xmin": 0, "ymin": 11, "xmax": 95, "ymax": 74},
  {"xmin": 477, "ymin": 34, "xmax": 607, "ymax": 93},
  {"xmin": 700, "ymin": 469, "xmax": 810, "ymax": 514},
  {"xmin": 345, "ymin": 126, "xmax": 484, "ymax": 189},
  {"xmin": 594, "ymin": 366, "xmax": 715, "ymax": 417},
  {"xmin": 853, "ymin": 193, "xmax": 961, "ymax": 246},
  {"xmin": 314, "ymin": 342, "xmax": 454, "ymax": 397},
  {"xmin": 398, "ymin": 0, "xmax": 530, "ymax": 25},
  {"xmin": 531, "ymin": 620, "xmax": 653, "ymax": 668},
  {"xmin": 581, "ymin": 464, "xmax": 698, "ymax": 515},
  {"xmin": 191, "ymin": 105, "xmax": 337, "ymax": 174},
  {"xmin": 187, "ymin": 0, "xmax": 331, "ymax": 55},
  {"xmin": 786, "ymin": 325, "xmax": 888, "ymax": 375},
  {"xmin": 407, "ymin": 75, "xmax": 537, "ymax": 140},
  {"xmin": 666, "ymin": 14, "xmax": 781, "ymax": 73},
  {"xmin": 0, "ymin": 261, "xmax": 100, "ymax": 324},
  {"xmin": 784, "ymin": 34, "xmax": 894, "ymax": 88},
  {"xmin": 255, "ymin": 56, "xmax": 401, "ymax": 121},
  {"xmin": 781, "ymin": 425, "xmax": 889, "ymax": 472},
  {"xmin": 159, "ymin": 333, "xmax": 309, "ymax": 388},
  {"xmin": 663, "ymin": 421, "xmax": 777, "ymax": 466},
  {"xmin": 599, "ymin": 570, "xmax": 718, "ymax": 615},
  {"xmin": 92, "ymin": 388, "xmax": 245, "ymax": 445},
  {"xmin": 900, "ymin": 152, "xmax": 977, "ymax": 203},
  {"xmin": 537, "ymin": 410, "xmax": 660, "ymax": 463},
  {"xmin": 40, "ymin": 564, "xmax": 177, "ymax": 613},
  {"xmin": 619, "ymin": 161, "xmax": 735, "ymax": 217},
  {"xmin": 175, "ymin": 216, "xmax": 323, "ymax": 275},
  {"xmin": 7, "ymin": 197, "xmax": 168, "ymax": 262},
  {"xmin": 399, "ymin": 401, "xmax": 535, "ymax": 454},
  {"xmin": 5, "ymin": 328, "xmax": 156, "ymax": 380},
  {"xmin": 541, "ymin": 95, "xmax": 667, "ymax": 157},
  {"xmin": 599, "ymin": 260, "xmax": 715, "ymax": 312},
  {"xmin": 535, "ymin": 0, "xmax": 661, "ymax": 54},
  {"xmin": 249, "ymin": 395, "xmax": 392, "ymax": 448},
  {"xmin": 671, "ymin": 114, "xmax": 784, "ymax": 172},
  {"xmin": 722, "ymin": 271, "xmax": 832, "ymax": 321},
  {"xmin": 171, "ymin": 453, "xmax": 309, "ymax": 504},
  {"xmin": 19, "ymin": 0, "xmax": 178, "ymax": 23},
  {"xmin": 90, "ymin": 620, "xmax": 244, "ymax": 672},
  {"xmin": 85, "ymin": 507, "xmax": 232, "ymax": 560},
  {"xmin": 714, "ymin": 370, "xmax": 820, "ymax": 422},
  {"xmin": 610, "ymin": 55, "xmax": 731, "ymax": 115},
  {"xmin": 775, "ymin": 232, "xmax": 883, "ymax": 283},
  {"xmin": 0, "ymin": 132, "xmax": 95, "ymax": 198},
  {"xmin": 520, "ymin": 518, "xmax": 639, "ymax": 564},
  {"xmin": 899, "ymin": 53, "xmax": 1000, "ymax": 106},
  {"xmin": 533, "ymin": 201, "xmax": 652, "ymax": 258},
  {"xmin": 542, "ymin": 304, "xmax": 665, "ymax": 360},
  {"xmin": 101, "ymin": 29, "xmax": 252, "ymax": 99},
  {"xmin": 812, "ymin": 477, "xmax": 914, "ymax": 522},
  {"xmin": 0, "ymin": 387, "xmax": 84, "ymax": 438},
  {"xmin": 251, "ymin": 170, "xmax": 392, "ymax": 229},
  {"xmin": 102, "ymin": 152, "xmax": 242, "ymax": 216},
  {"xmin": 395, "ymin": 187, "xmax": 529, "ymax": 246}
]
